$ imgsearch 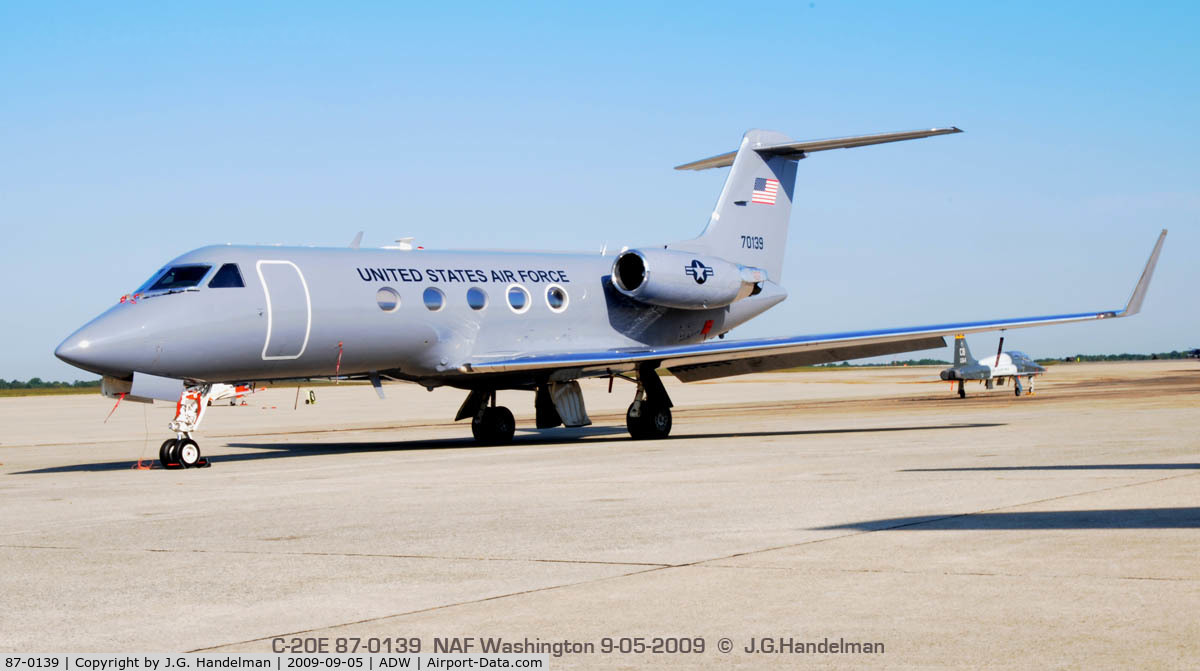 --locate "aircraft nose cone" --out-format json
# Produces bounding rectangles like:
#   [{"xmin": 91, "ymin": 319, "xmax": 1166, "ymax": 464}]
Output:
[
  {"xmin": 55, "ymin": 330, "xmax": 104, "ymax": 374},
  {"xmin": 55, "ymin": 321, "xmax": 135, "ymax": 378},
  {"xmin": 54, "ymin": 334, "xmax": 86, "ymax": 366}
]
